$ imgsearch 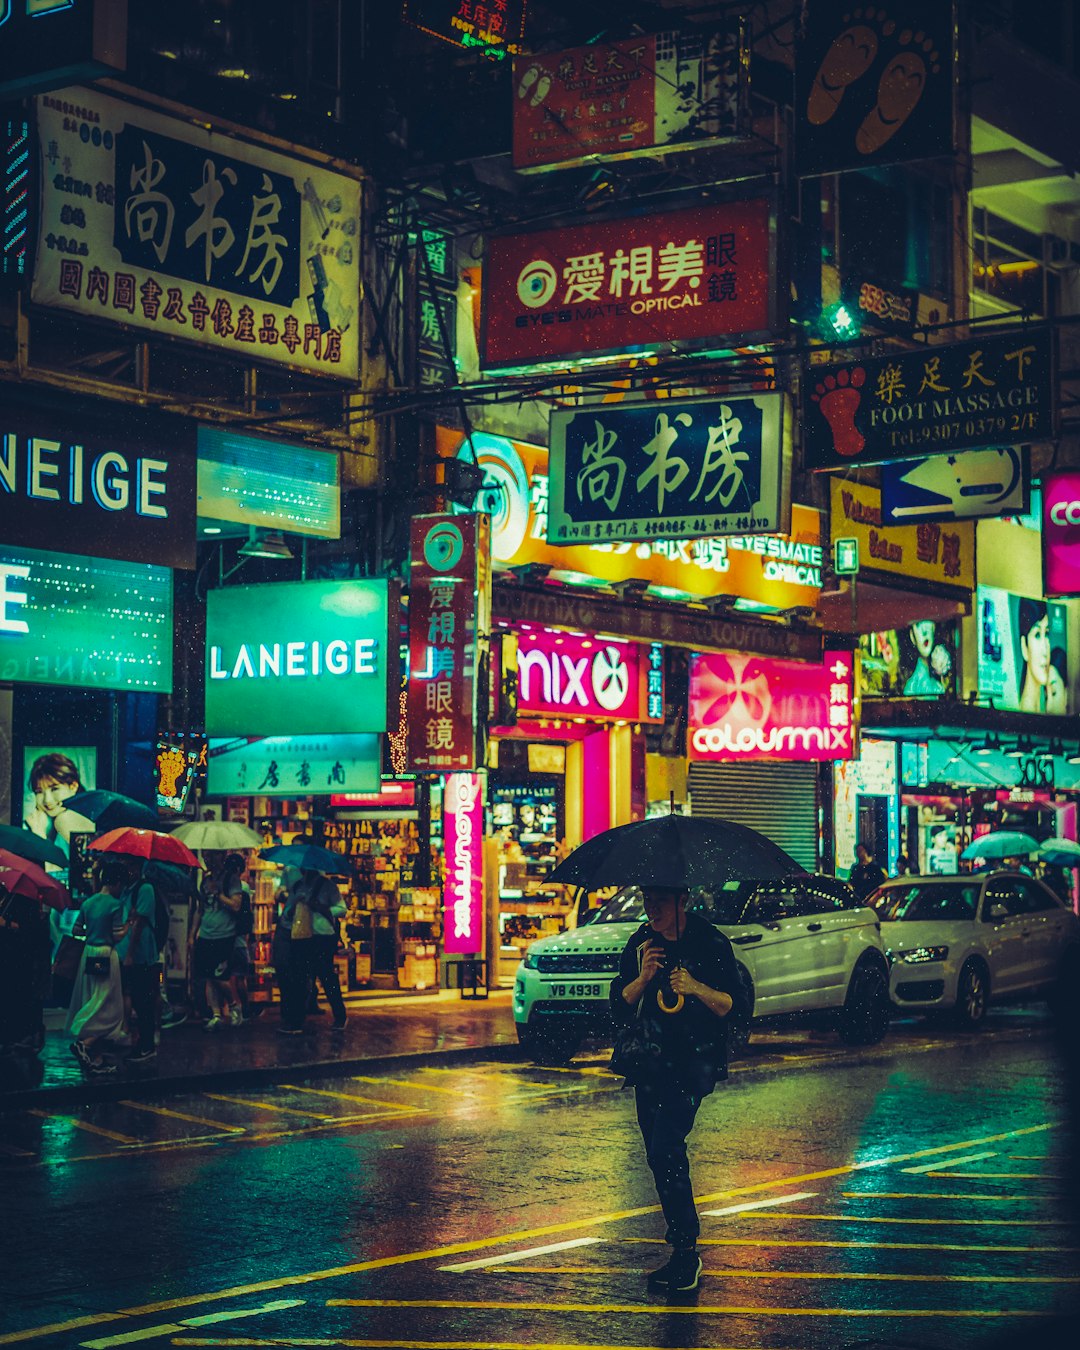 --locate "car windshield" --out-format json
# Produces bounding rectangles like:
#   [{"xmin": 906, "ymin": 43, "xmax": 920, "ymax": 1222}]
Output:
[
  {"xmin": 579, "ymin": 880, "xmax": 757, "ymax": 927},
  {"xmin": 870, "ymin": 881, "xmax": 979, "ymax": 922}
]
